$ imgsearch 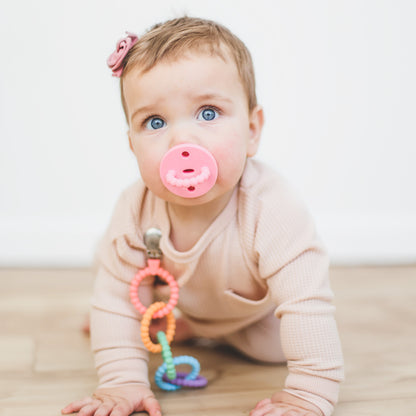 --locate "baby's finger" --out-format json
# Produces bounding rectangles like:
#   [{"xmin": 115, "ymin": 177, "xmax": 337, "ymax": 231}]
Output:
[
  {"xmin": 250, "ymin": 403, "xmax": 287, "ymax": 416},
  {"xmin": 142, "ymin": 395, "xmax": 162, "ymax": 416},
  {"xmin": 282, "ymin": 410, "xmax": 302, "ymax": 416},
  {"xmin": 77, "ymin": 401, "xmax": 101, "ymax": 416},
  {"xmin": 109, "ymin": 402, "xmax": 132, "ymax": 416},
  {"xmin": 61, "ymin": 397, "xmax": 94, "ymax": 414},
  {"xmin": 254, "ymin": 398, "xmax": 272, "ymax": 409},
  {"xmin": 94, "ymin": 402, "xmax": 115, "ymax": 416}
]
